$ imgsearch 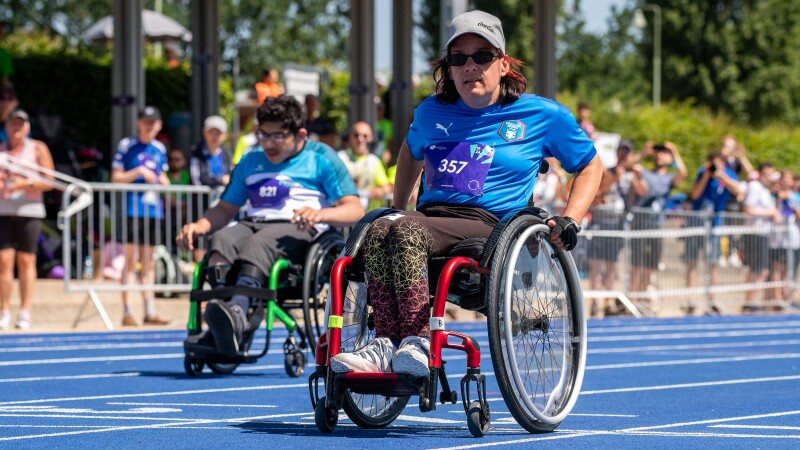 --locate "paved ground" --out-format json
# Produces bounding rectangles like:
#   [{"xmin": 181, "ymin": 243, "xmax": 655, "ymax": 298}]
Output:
[{"xmin": 1, "ymin": 314, "xmax": 798, "ymax": 449}]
